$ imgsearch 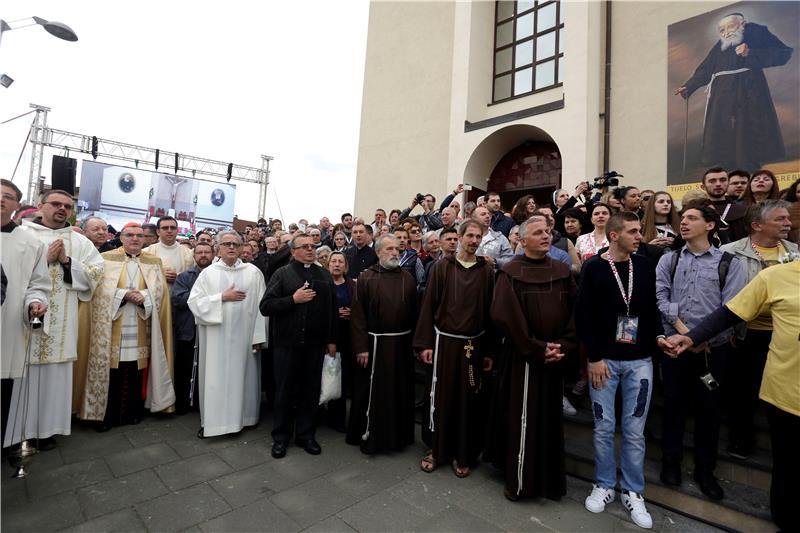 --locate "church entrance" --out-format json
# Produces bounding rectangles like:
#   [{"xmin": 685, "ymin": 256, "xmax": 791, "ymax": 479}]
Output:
[{"xmin": 482, "ymin": 141, "xmax": 562, "ymax": 210}]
